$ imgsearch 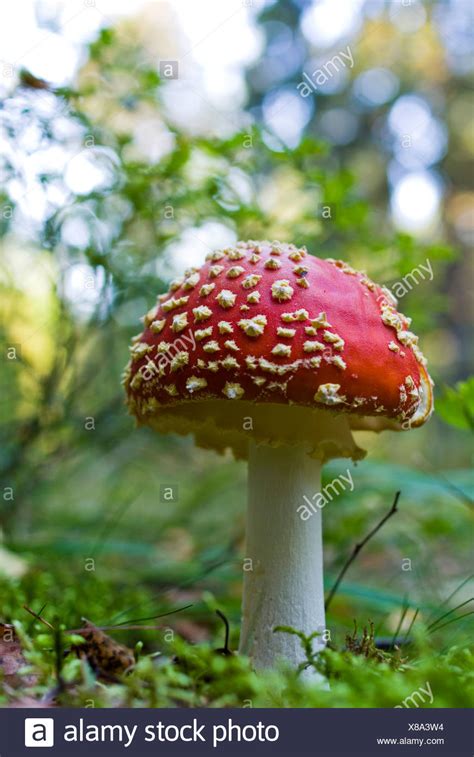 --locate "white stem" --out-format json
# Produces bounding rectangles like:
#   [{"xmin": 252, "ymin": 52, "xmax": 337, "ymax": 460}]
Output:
[{"xmin": 239, "ymin": 440, "xmax": 326, "ymax": 675}]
